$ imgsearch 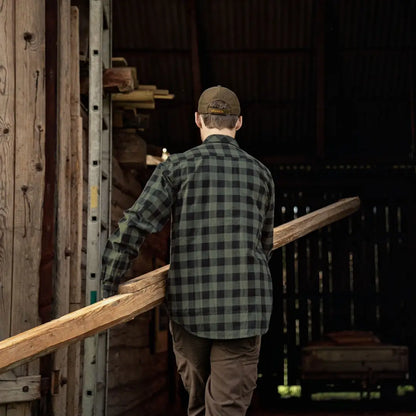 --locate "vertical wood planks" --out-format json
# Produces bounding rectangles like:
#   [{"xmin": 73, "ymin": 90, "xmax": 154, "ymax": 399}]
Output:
[
  {"xmin": 1, "ymin": 0, "xmax": 46, "ymax": 413},
  {"xmin": 284, "ymin": 200, "xmax": 298, "ymax": 385},
  {"xmin": 0, "ymin": 0, "xmax": 16, "ymax": 413},
  {"xmin": 330, "ymin": 213, "xmax": 352, "ymax": 330},
  {"xmin": 66, "ymin": 6, "xmax": 83, "ymax": 416},
  {"xmin": 354, "ymin": 203, "xmax": 378, "ymax": 330},
  {"xmin": 53, "ymin": 0, "xmax": 72, "ymax": 413},
  {"xmin": 0, "ymin": 0, "xmax": 15, "ymax": 343},
  {"xmin": 12, "ymin": 0, "xmax": 45, "ymax": 370}
]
